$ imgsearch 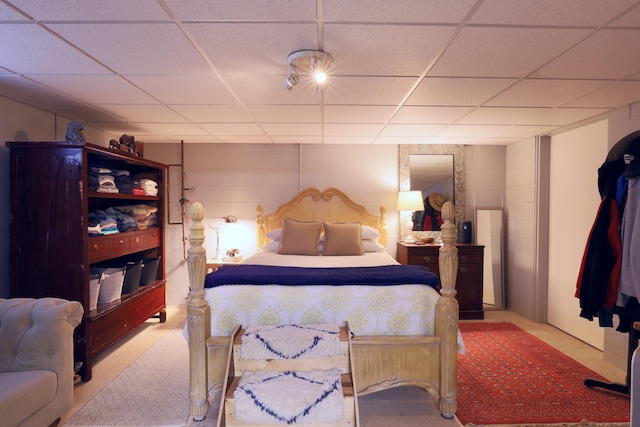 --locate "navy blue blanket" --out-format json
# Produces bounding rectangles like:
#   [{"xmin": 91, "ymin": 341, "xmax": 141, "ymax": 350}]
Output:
[{"xmin": 205, "ymin": 264, "xmax": 439, "ymax": 289}]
